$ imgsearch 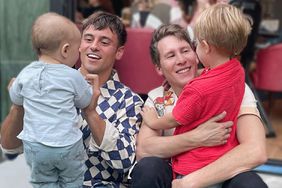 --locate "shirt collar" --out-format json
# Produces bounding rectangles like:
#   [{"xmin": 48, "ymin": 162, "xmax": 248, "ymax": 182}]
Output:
[{"xmin": 100, "ymin": 69, "xmax": 124, "ymax": 99}]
